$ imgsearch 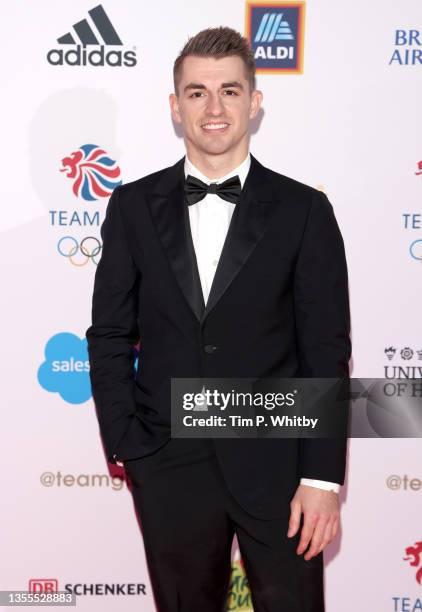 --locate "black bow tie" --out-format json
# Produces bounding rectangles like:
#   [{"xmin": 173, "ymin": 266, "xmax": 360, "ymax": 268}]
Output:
[{"xmin": 184, "ymin": 174, "xmax": 242, "ymax": 206}]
